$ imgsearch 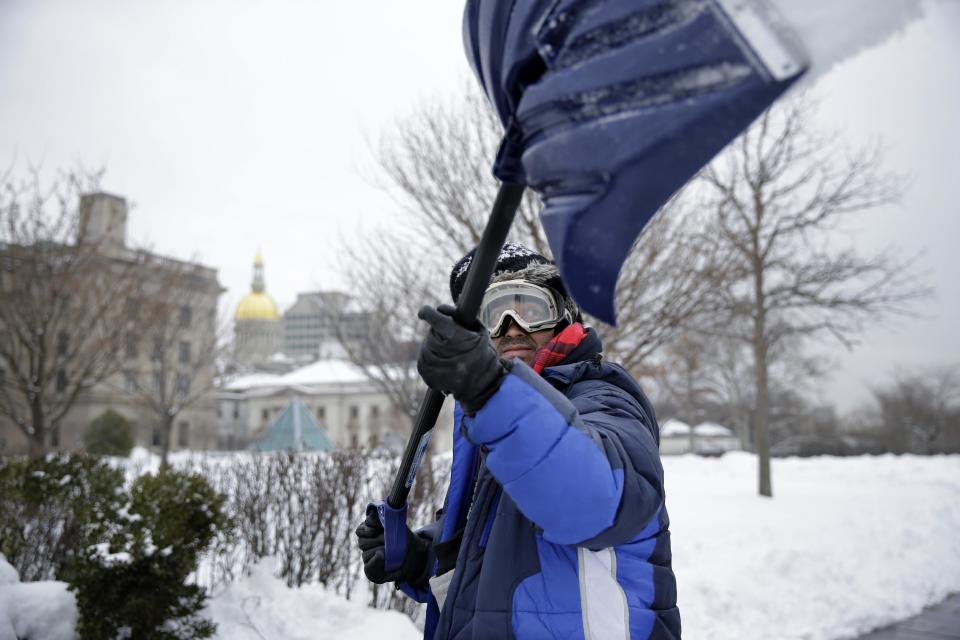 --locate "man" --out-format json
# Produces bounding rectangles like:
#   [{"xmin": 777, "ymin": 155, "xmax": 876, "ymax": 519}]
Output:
[{"xmin": 356, "ymin": 243, "xmax": 680, "ymax": 639}]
